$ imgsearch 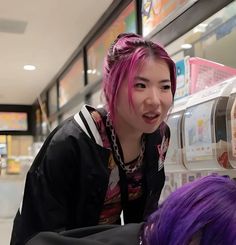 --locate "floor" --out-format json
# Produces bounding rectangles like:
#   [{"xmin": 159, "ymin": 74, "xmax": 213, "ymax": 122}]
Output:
[
  {"xmin": 0, "ymin": 176, "xmax": 25, "ymax": 245},
  {"xmin": 0, "ymin": 218, "xmax": 13, "ymax": 245}
]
